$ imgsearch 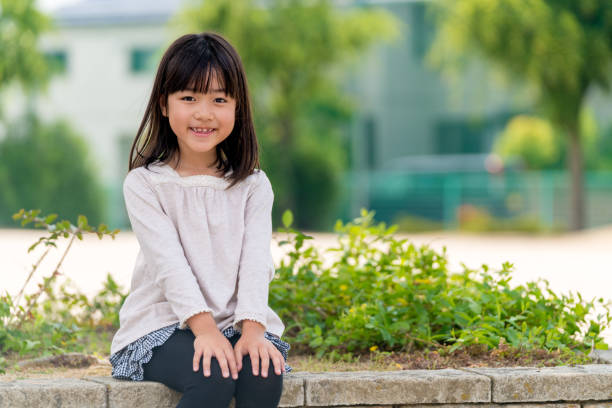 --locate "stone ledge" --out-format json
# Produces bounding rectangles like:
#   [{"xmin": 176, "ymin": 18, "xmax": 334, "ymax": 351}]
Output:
[
  {"xmin": 465, "ymin": 364, "xmax": 612, "ymax": 403},
  {"xmin": 0, "ymin": 365, "xmax": 611, "ymax": 407},
  {"xmin": 0, "ymin": 378, "xmax": 106, "ymax": 408},
  {"xmin": 304, "ymin": 369, "xmax": 490, "ymax": 406}
]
